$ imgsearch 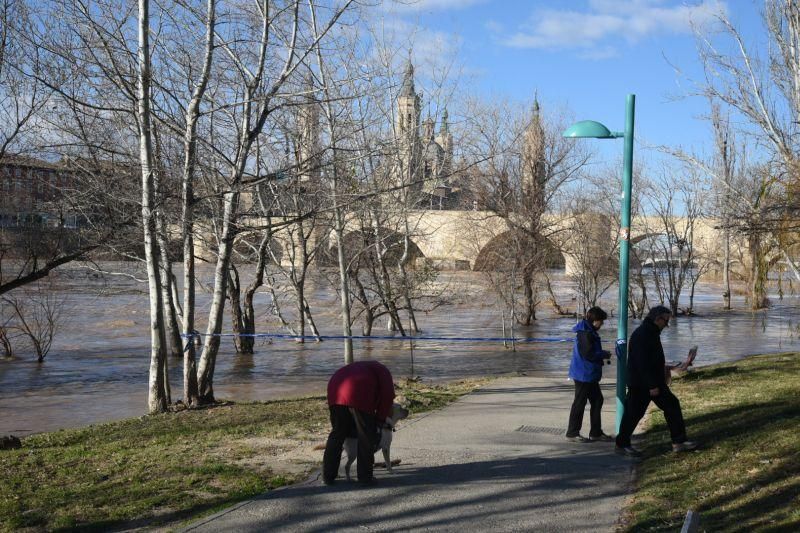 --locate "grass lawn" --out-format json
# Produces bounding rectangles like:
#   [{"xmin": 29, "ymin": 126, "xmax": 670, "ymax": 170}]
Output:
[
  {"xmin": 0, "ymin": 377, "xmax": 488, "ymax": 532},
  {"xmin": 622, "ymin": 352, "xmax": 800, "ymax": 532}
]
